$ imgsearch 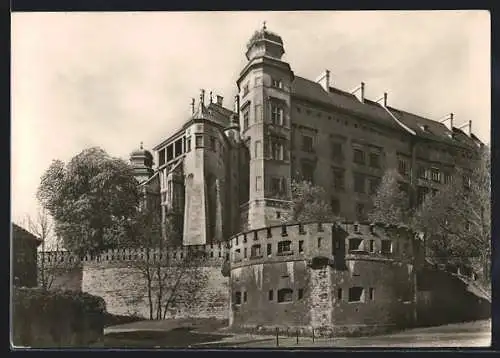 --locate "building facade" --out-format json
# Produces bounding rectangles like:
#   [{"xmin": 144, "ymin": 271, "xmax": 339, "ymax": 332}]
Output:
[
  {"xmin": 12, "ymin": 223, "xmax": 42, "ymax": 288},
  {"xmin": 129, "ymin": 24, "xmax": 483, "ymax": 247}
]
